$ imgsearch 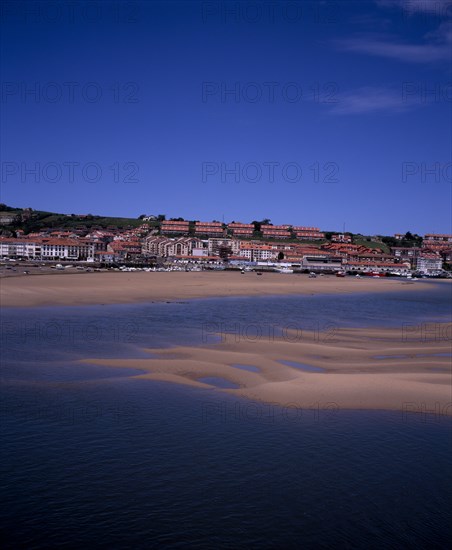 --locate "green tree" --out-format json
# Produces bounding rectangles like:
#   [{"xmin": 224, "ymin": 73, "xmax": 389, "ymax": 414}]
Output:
[
  {"xmin": 252, "ymin": 219, "xmax": 271, "ymax": 231},
  {"xmin": 219, "ymin": 246, "xmax": 233, "ymax": 261}
]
